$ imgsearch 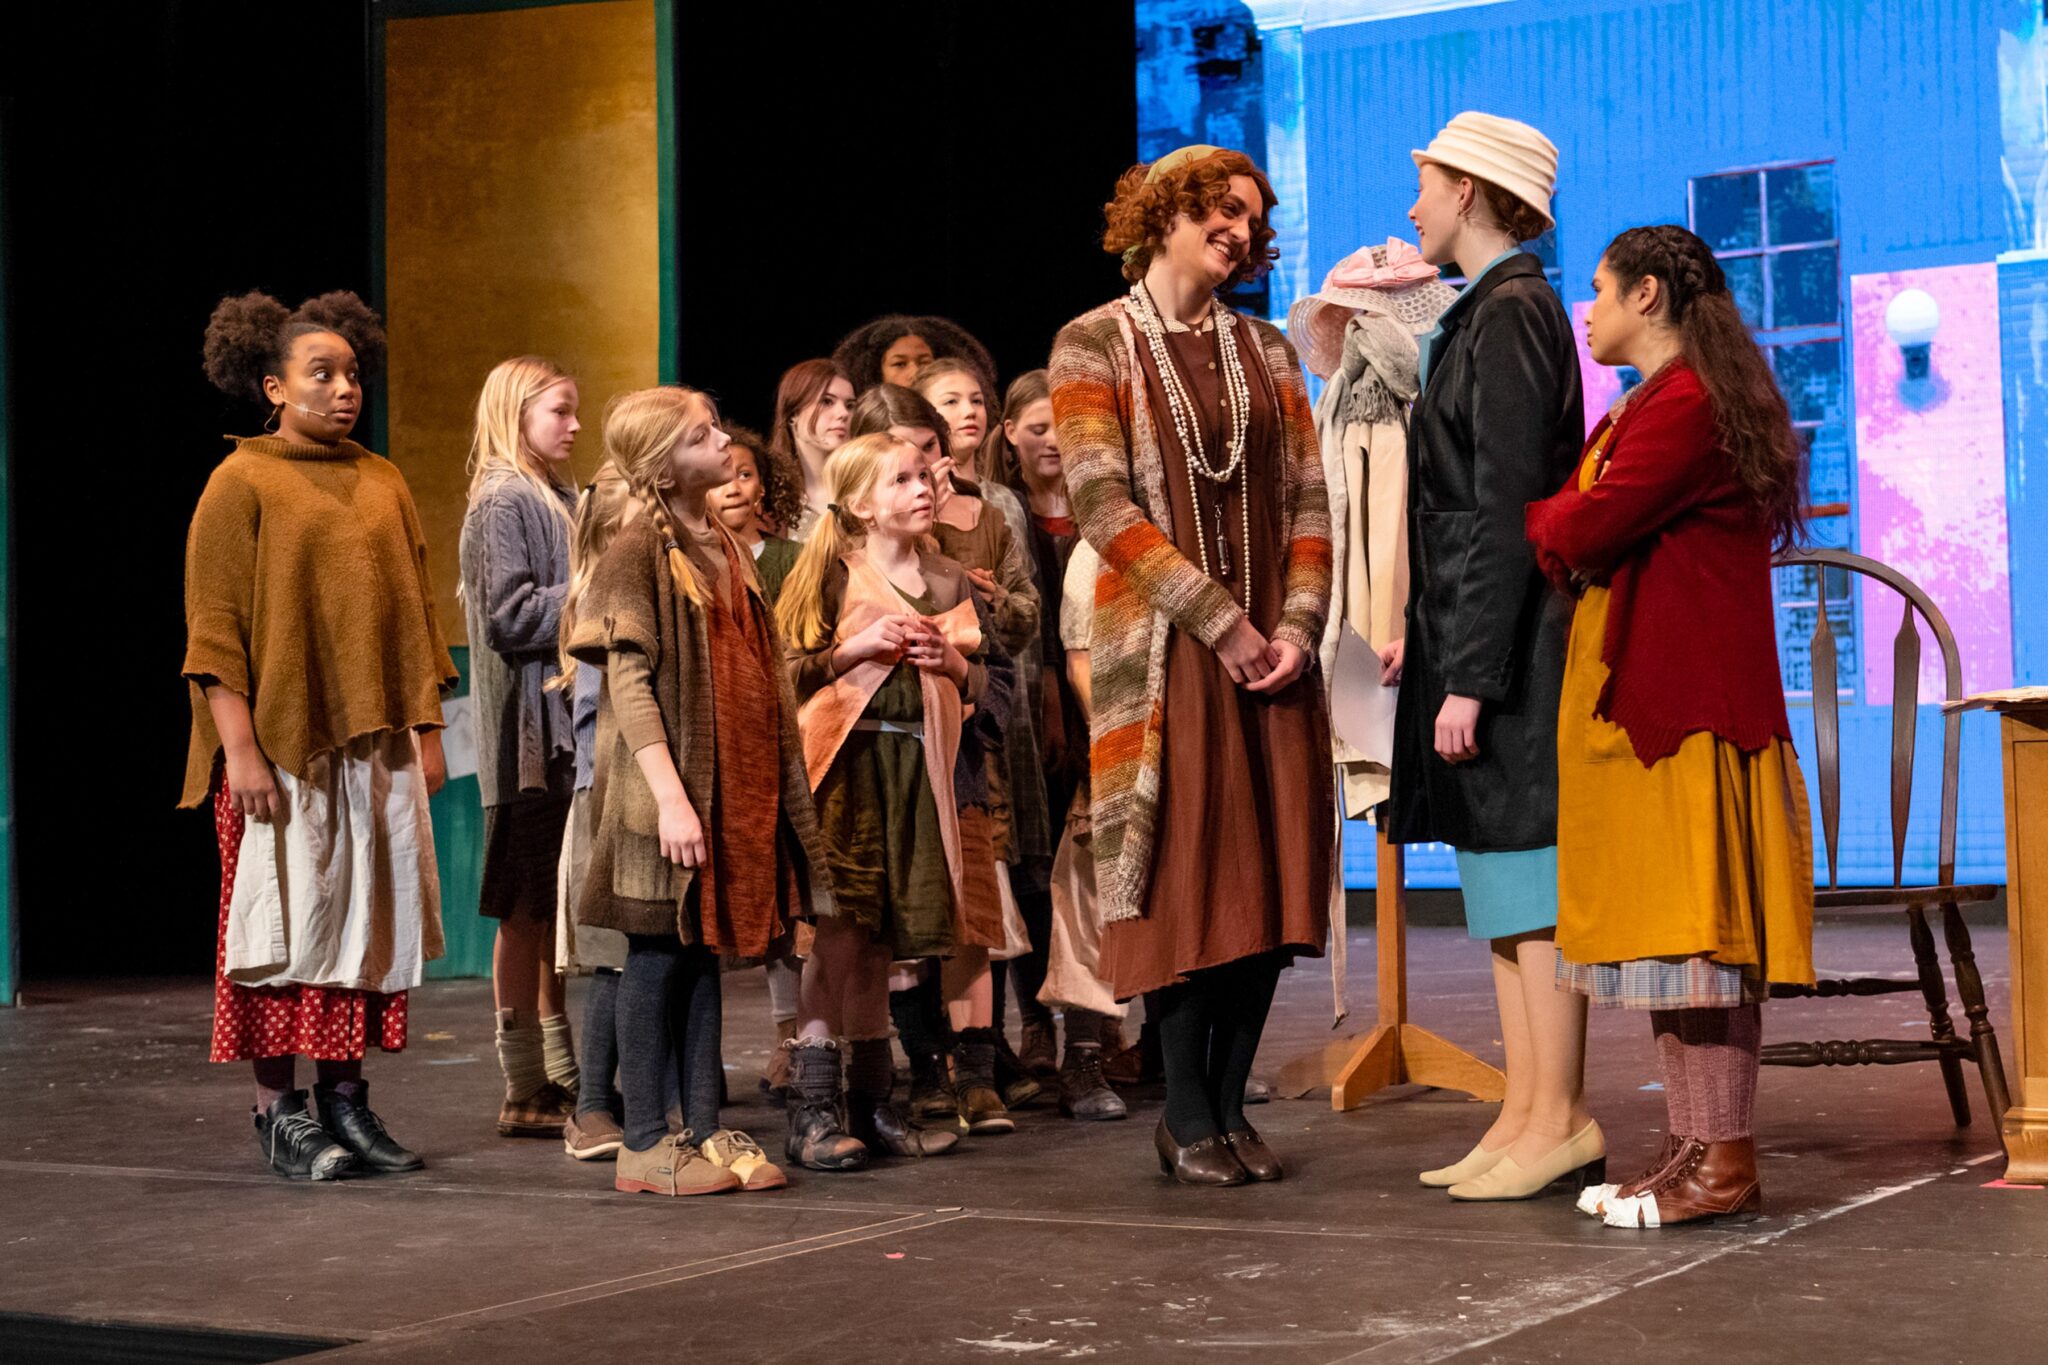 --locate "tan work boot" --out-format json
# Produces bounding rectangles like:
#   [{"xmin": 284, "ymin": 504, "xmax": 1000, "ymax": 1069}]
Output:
[{"xmin": 614, "ymin": 1131, "xmax": 742, "ymax": 1197}]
